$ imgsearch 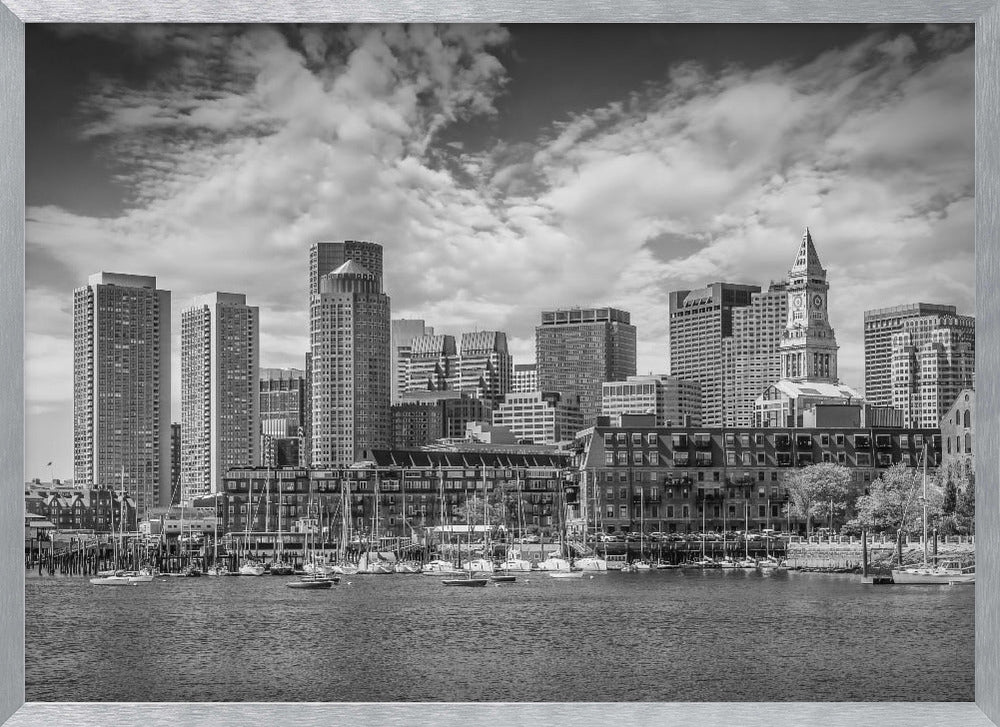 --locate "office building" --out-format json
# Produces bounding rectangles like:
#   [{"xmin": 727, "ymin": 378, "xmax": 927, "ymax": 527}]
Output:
[
  {"xmin": 601, "ymin": 374, "xmax": 702, "ymax": 427},
  {"xmin": 722, "ymin": 282, "xmax": 787, "ymax": 427},
  {"xmin": 73, "ymin": 272, "xmax": 171, "ymax": 519},
  {"xmin": 458, "ymin": 330, "xmax": 512, "ymax": 407},
  {"xmin": 391, "ymin": 390, "xmax": 492, "ymax": 449},
  {"xmin": 391, "ymin": 319, "xmax": 434, "ymax": 403},
  {"xmin": 260, "ymin": 367, "xmax": 308, "ymax": 467},
  {"xmin": 181, "ymin": 293, "xmax": 260, "ymax": 499},
  {"xmin": 406, "ymin": 334, "xmax": 459, "ymax": 393},
  {"xmin": 864, "ymin": 303, "xmax": 957, "ymax": 407},
  {"xmin": 310, "ymin": 258, "xmax": 391, "ymax": 466},
  {"xmin": 891, "ymin": 313, "xmax": 975, "ymax": 428},
  {"xmin": 512, "ymin": 363, "xmax": 537, "ymax": 394},
  {"xmin": 536, "ymin": 307, "xmax": 636, "ymax": 427},
  {"xmin": 309, "ymin": 240, "xmax": 383, "ymax": 297},
  {"xmin": 669, "ymin": 283, "xmax": 759, "ymax": 427},
  {"xmin": 492, "ymin": 390, "xmax": 584, "ymax": 445},
  {"xmin": 170, "ymin": 423, "xmax": 181, "ymax": 505}
]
